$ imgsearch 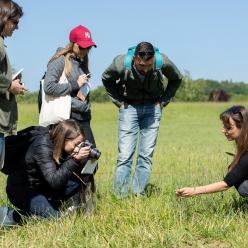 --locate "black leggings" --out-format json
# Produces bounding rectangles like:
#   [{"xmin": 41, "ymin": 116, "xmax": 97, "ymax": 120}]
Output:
[
  {"xmin": 6, "ymin": 174, "xmax": 95, "ymax": 222},
  {"xmin": 6, "ymin": 177, "xmax": 81, "ymax": 221}
]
